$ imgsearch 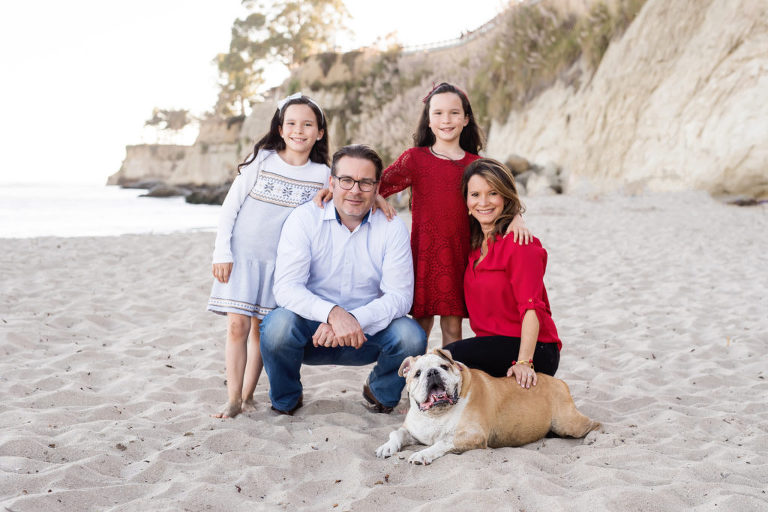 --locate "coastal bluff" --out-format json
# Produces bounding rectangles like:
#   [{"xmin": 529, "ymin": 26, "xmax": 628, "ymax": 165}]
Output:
[
  {"xmin": 107, "ymin": 116, "xmax": 246, "ymax": 189},
  {"xmin": 109, "ymin": 0, "xmax": 768, "ymax": 200},
  {"xmin": 486, "ymin": 0, "xmax": 768, "ymax": 198}
]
